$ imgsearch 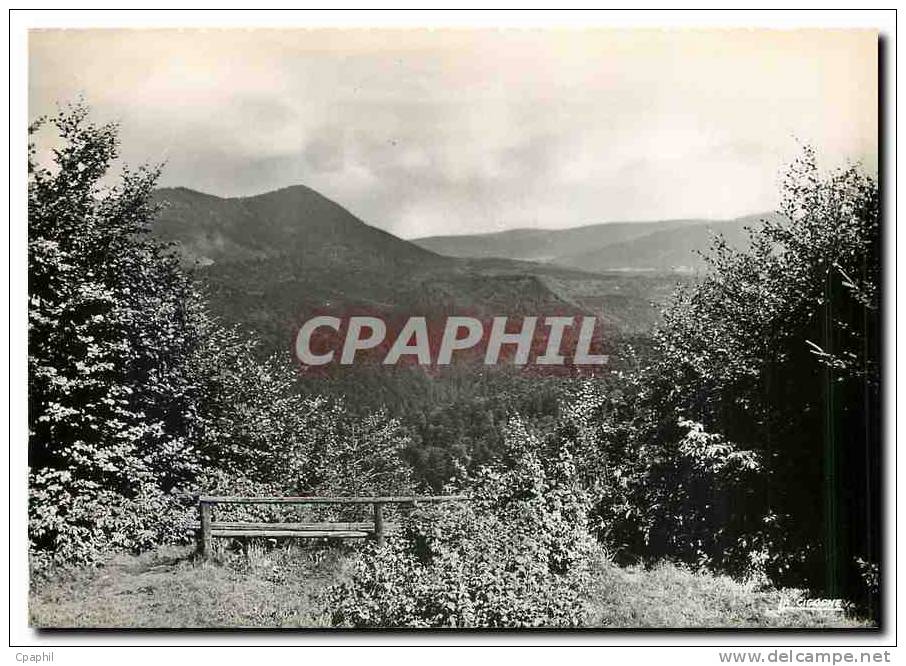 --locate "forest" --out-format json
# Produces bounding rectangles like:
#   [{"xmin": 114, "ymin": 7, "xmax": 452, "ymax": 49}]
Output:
[{"xmin": 28, "ymin": 104, "xmax": 881, "ymax": 628}]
